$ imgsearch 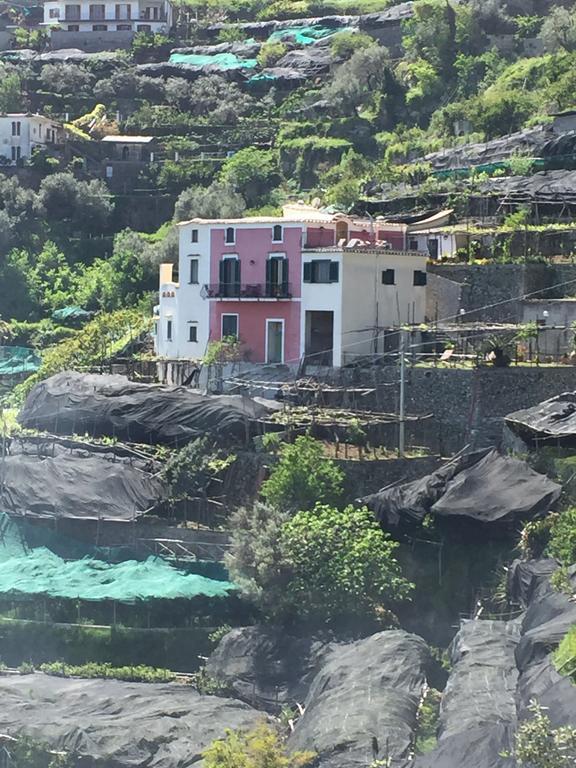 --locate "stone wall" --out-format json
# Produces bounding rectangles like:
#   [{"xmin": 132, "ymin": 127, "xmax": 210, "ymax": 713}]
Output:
[{"xmin": 50, "ymin": 29, "xmax": 134, "ymax": 51}]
